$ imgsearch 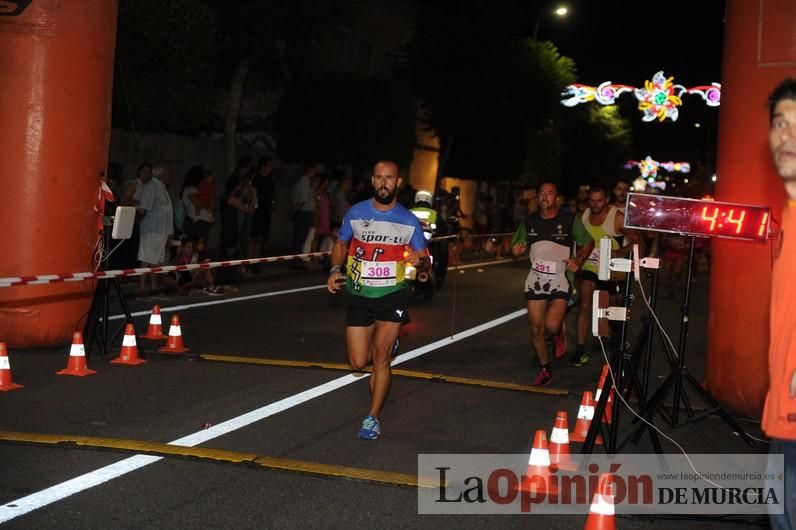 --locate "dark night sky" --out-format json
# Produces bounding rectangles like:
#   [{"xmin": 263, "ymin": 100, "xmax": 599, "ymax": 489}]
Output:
[{"xmin": 538, "ymin": 0, "xmax": 727, "ymax": 171}]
